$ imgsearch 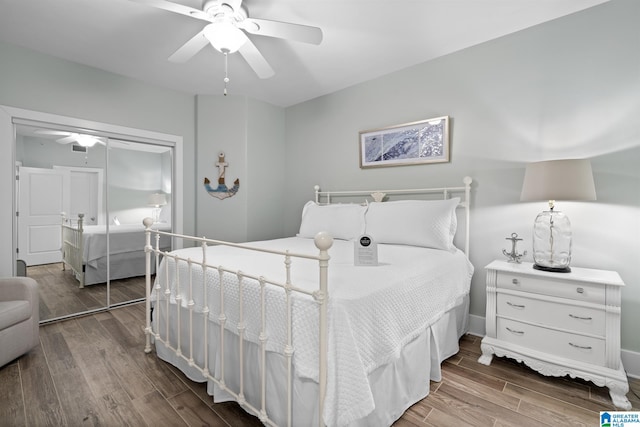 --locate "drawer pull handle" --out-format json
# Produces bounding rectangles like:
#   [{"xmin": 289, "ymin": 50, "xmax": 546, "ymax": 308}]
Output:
[
  {"xmin": 507, "ymin": 301, "xmax": 525, "ymax": 309},
  {"xmin": 506, "ymin": 327, "xmax": 524, "ymax": 335},
  {"xmin": 569, "ymin": 314, "xmax": 592, "ymax": 321},
  {"xmin": 576, "ymin": 287, "xmax": 584, "ymax": 294},
  {"xmin": 512, "ymin": 278, "xmax": 519, "ymax": 285},
  {"xmin": 569, "ymin": 342, "xmax": 592, "ymax": 350}
]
